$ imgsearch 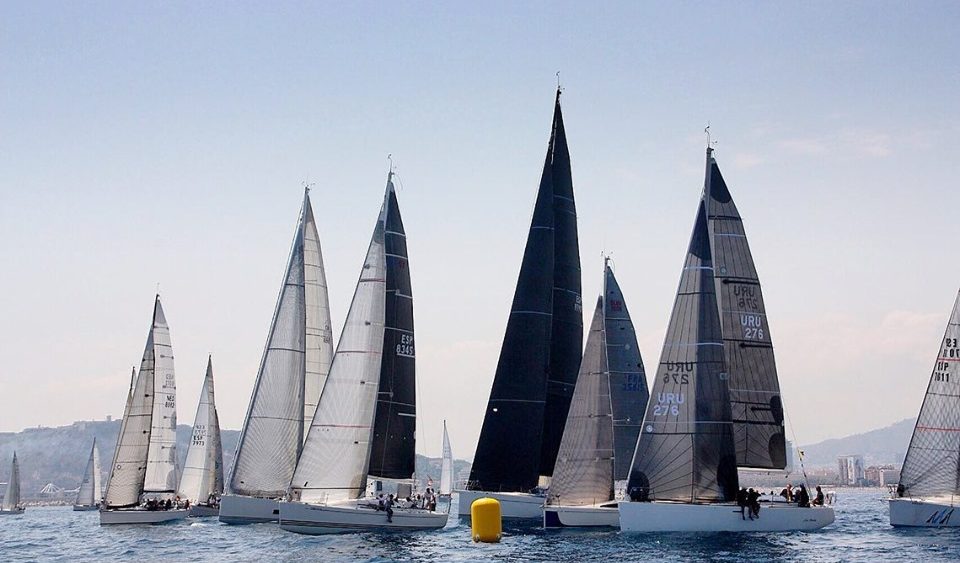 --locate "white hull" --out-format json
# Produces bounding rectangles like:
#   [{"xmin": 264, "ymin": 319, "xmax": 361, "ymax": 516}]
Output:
[
  {"xmin": 219, "ymin": 494, "xmax": 280, "ymax": 524},
  {"xmin": 543, "ymin": 503, "xmax": 619, "ymax": 528},
  {"xmin": 188, "ymin": 504, "xmax": 220, "ymax": 518},
  {"xmin": 73, "ymin": 505, "xmax": 99, "ymax": 512},
  {"xmin": 889, "ymin": 497, "xmax": 960, "ymax": 527},
  {"xmin": 99, "ymin": 508, "xmax": 188, "ymax": 525},
  {"xmin": 619, "ymin": 501, "xmax": 834, "ymax": 532},
  {"xmin": 0, "ymin": 508, "xmax": 24, "ymax": 515},
  {"xmin": 456, "ymin": 490, "xmax": 544, "ymax": 521},
  {"xmin": 280, "ymin": 500, "xmax": 448, "ymax": 535}
]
